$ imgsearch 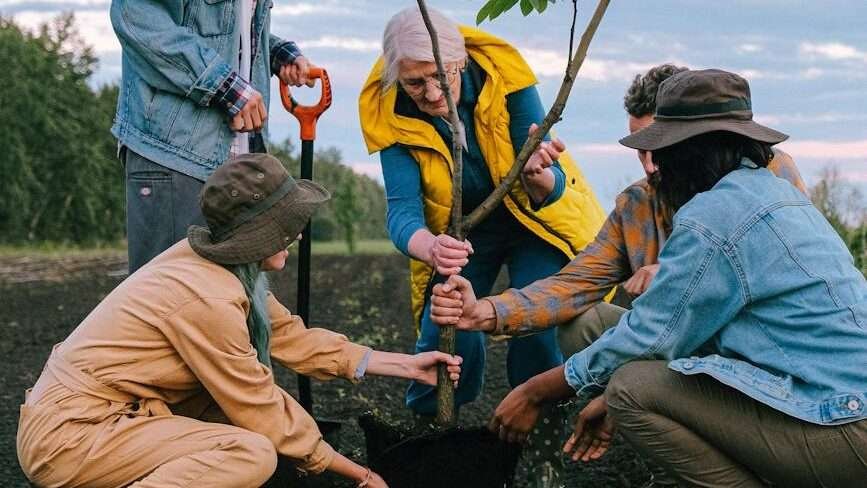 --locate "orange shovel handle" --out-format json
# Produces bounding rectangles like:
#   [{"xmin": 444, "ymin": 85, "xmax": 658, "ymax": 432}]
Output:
[{"xmin": 279, "ymin": 67, "xmax": 332, "ymax": 141}]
